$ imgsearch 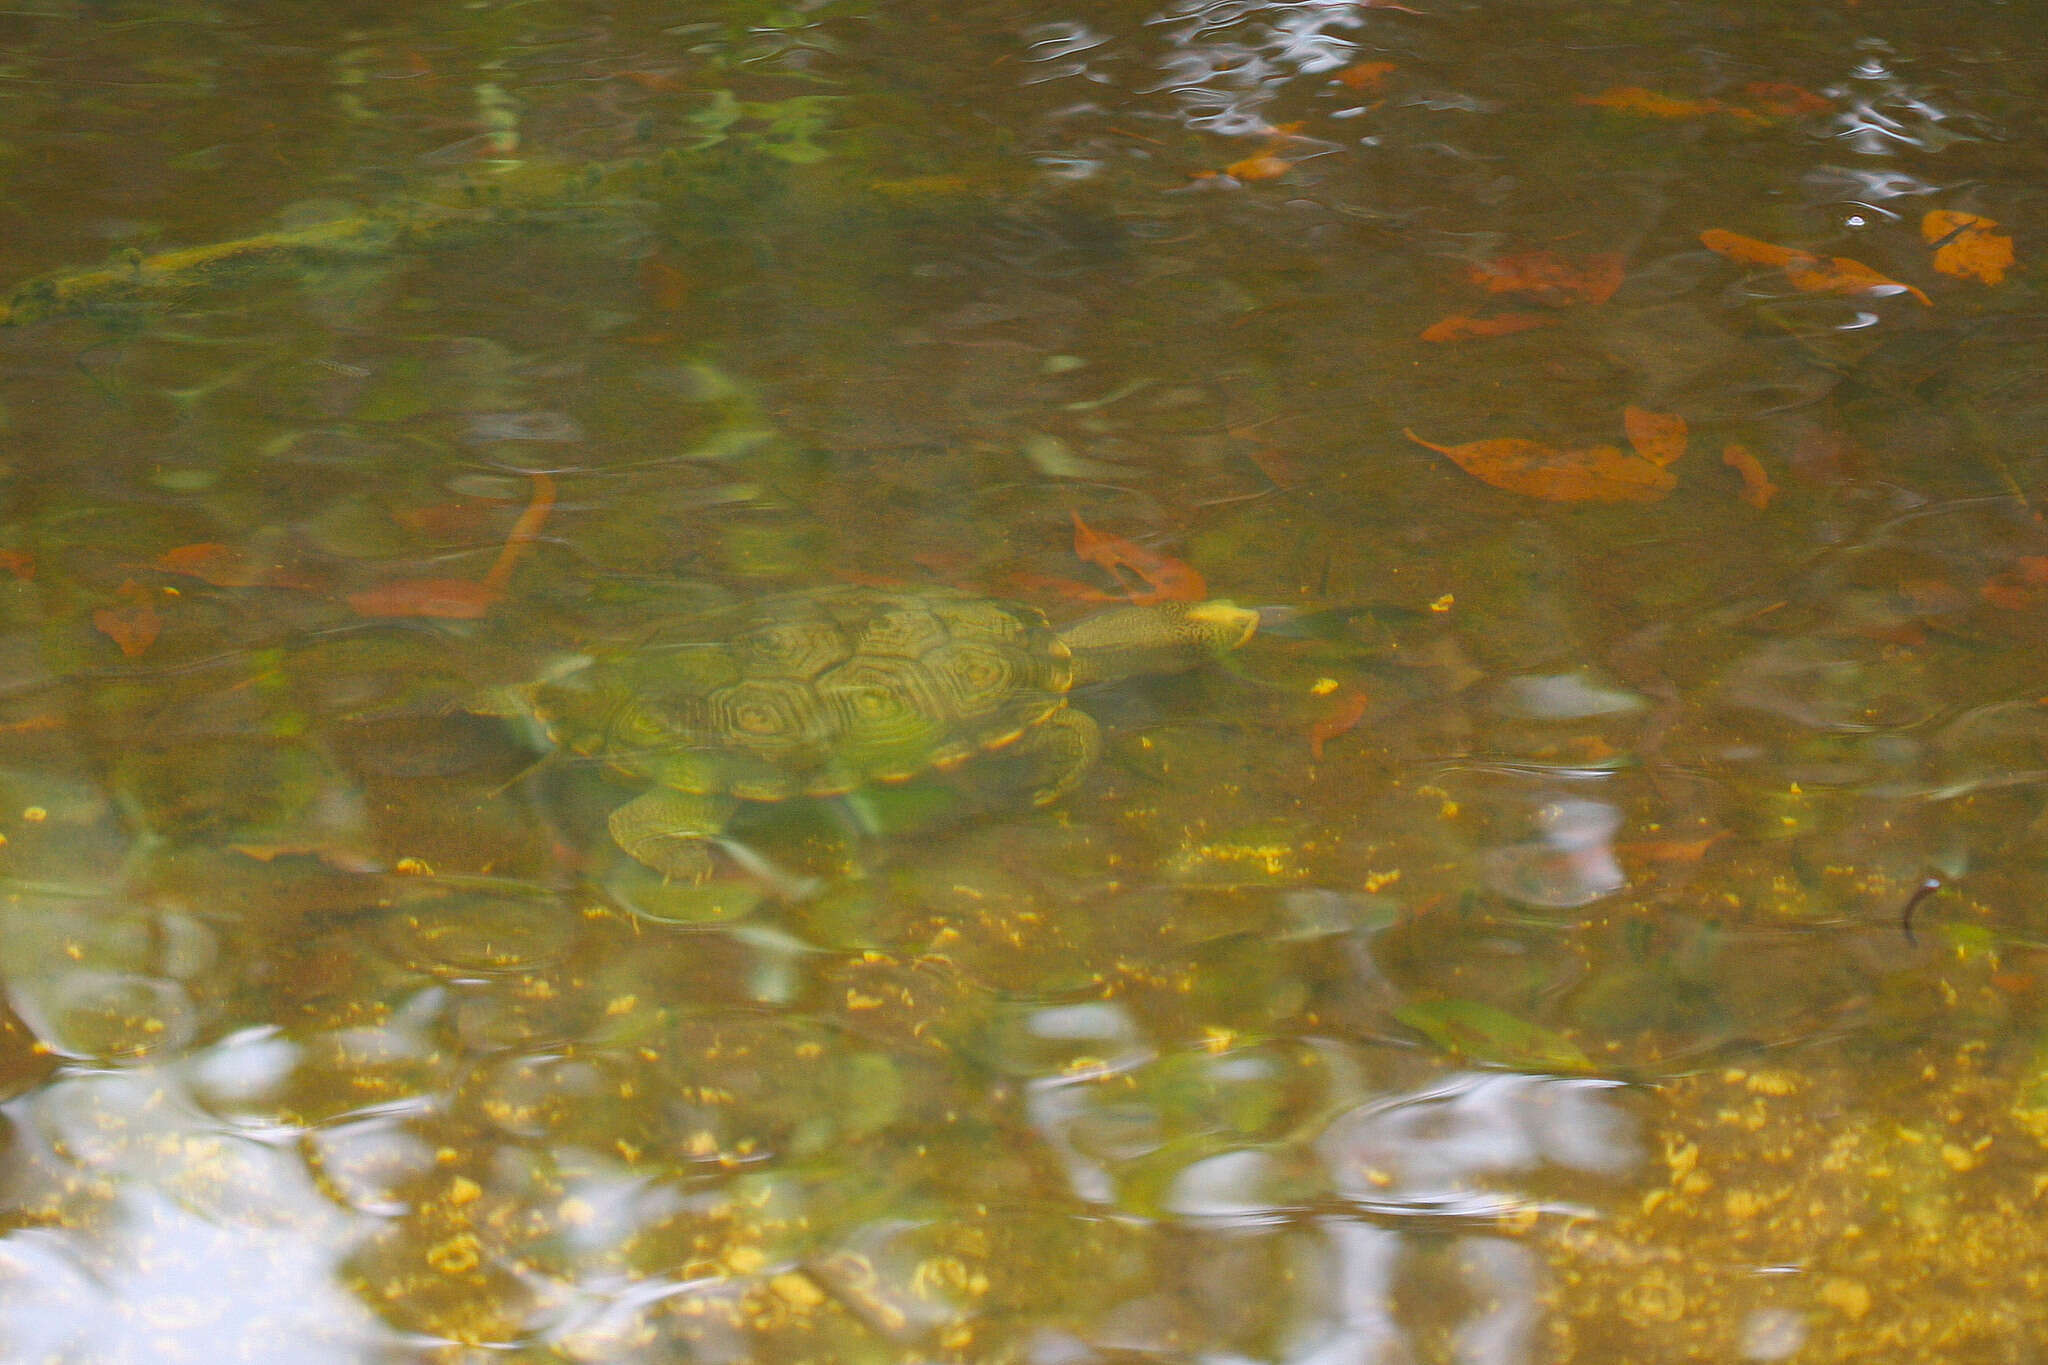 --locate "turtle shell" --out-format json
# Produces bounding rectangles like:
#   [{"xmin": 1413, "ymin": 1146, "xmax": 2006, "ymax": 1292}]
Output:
[{"xmin": 531, "ymin": 587, "xmax": 1076, "ymax": 802}]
